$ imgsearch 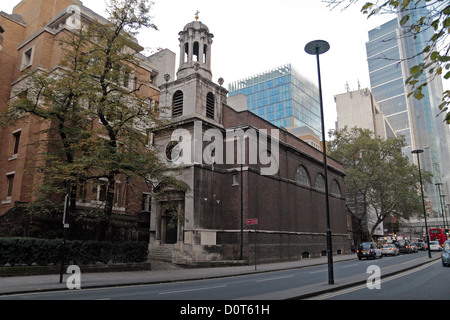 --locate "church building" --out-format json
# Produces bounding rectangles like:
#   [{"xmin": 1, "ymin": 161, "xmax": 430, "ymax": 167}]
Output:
[{"xmin": 148, "ymin": 16, "xmax": 349, "ymax": 264}]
